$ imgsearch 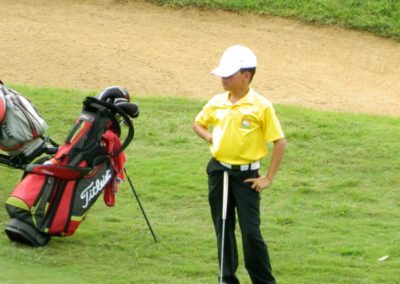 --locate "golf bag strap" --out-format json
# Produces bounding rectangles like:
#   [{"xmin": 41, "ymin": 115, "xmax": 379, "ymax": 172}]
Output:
[
  {"xmin": 0, "ymin": 153, "xmax": 19, "ymax": 168},
  {"xmin": 24, "ymin": 164, "xmax": 93, "ymax": 180}
]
